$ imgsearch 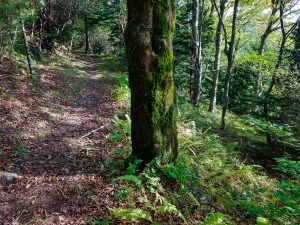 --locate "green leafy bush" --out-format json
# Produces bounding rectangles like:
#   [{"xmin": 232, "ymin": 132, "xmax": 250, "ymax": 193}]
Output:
[
  {"xmin": 274, "ymin": 154, "xmax": 300, "ymax": 179},
  {"xmin": 162, "ymin": 162, "xmax": 197, "ymax": 182}
]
